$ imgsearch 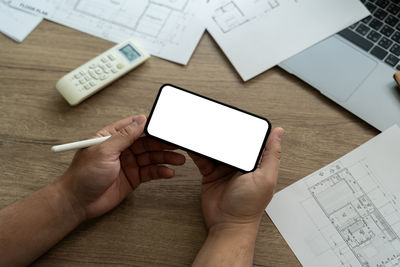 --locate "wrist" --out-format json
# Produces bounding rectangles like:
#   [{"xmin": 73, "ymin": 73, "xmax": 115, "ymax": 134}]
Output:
[
  {"xmin": 53, "ymin": 176, "xmax": 87, "ymax": 224},
  {"xmin": 193, "ymin": 220, "xmax": 261, "ymax": 267},
  {"xmin": 208, "ymin": 219, "xmax": 260, "ymax": 241}
]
